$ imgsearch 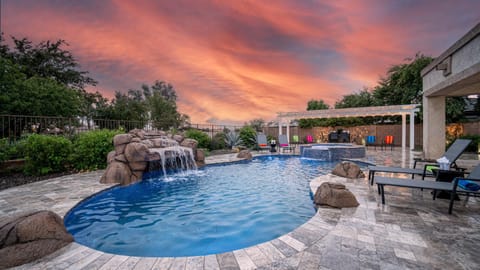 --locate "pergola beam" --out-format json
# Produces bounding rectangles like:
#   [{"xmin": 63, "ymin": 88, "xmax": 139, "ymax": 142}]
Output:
[{"xmin": 276, "ymin": 104, "xmax": 420, "ymax": 150}]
